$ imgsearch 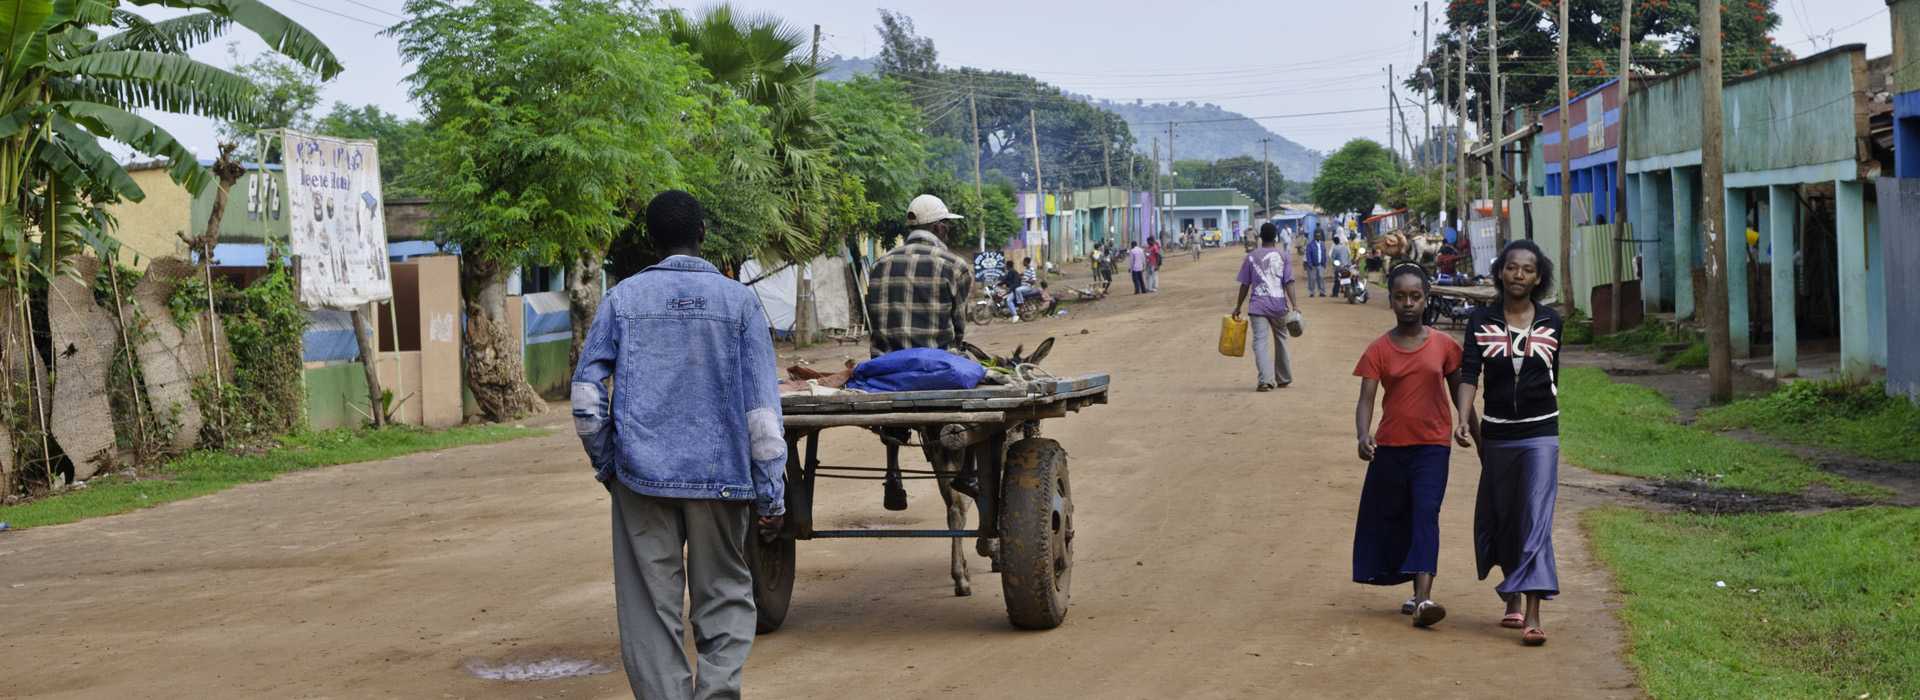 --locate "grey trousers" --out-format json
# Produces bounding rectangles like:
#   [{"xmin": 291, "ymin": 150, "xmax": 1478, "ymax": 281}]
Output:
[
  {"xmin": 1249, "ymin": 314, "xmax": 1293, "ymax": 387},
  {"xmin": 611, "ymin": 483, "xmax": 756, "ymax": 700}
]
